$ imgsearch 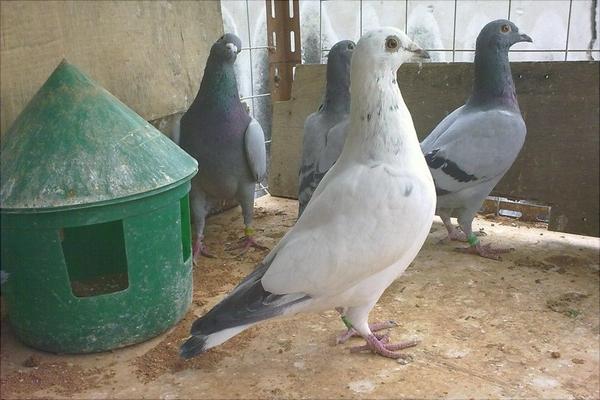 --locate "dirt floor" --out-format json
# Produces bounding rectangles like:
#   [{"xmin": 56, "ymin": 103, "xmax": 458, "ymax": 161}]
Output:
[{"xmin": 1, "ymin": 195, "xmax": 599, "ymax": 399}]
